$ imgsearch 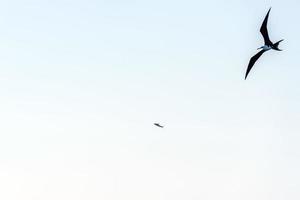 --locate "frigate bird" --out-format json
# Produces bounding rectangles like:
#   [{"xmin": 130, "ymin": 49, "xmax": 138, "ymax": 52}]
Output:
[
  {"xmin": 154, "ymin": 123, "xmax": 164, "ymax": 128},
  {"xmin": 245, "ymin": 8, "xmax": 283, "ymax": 80}
]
